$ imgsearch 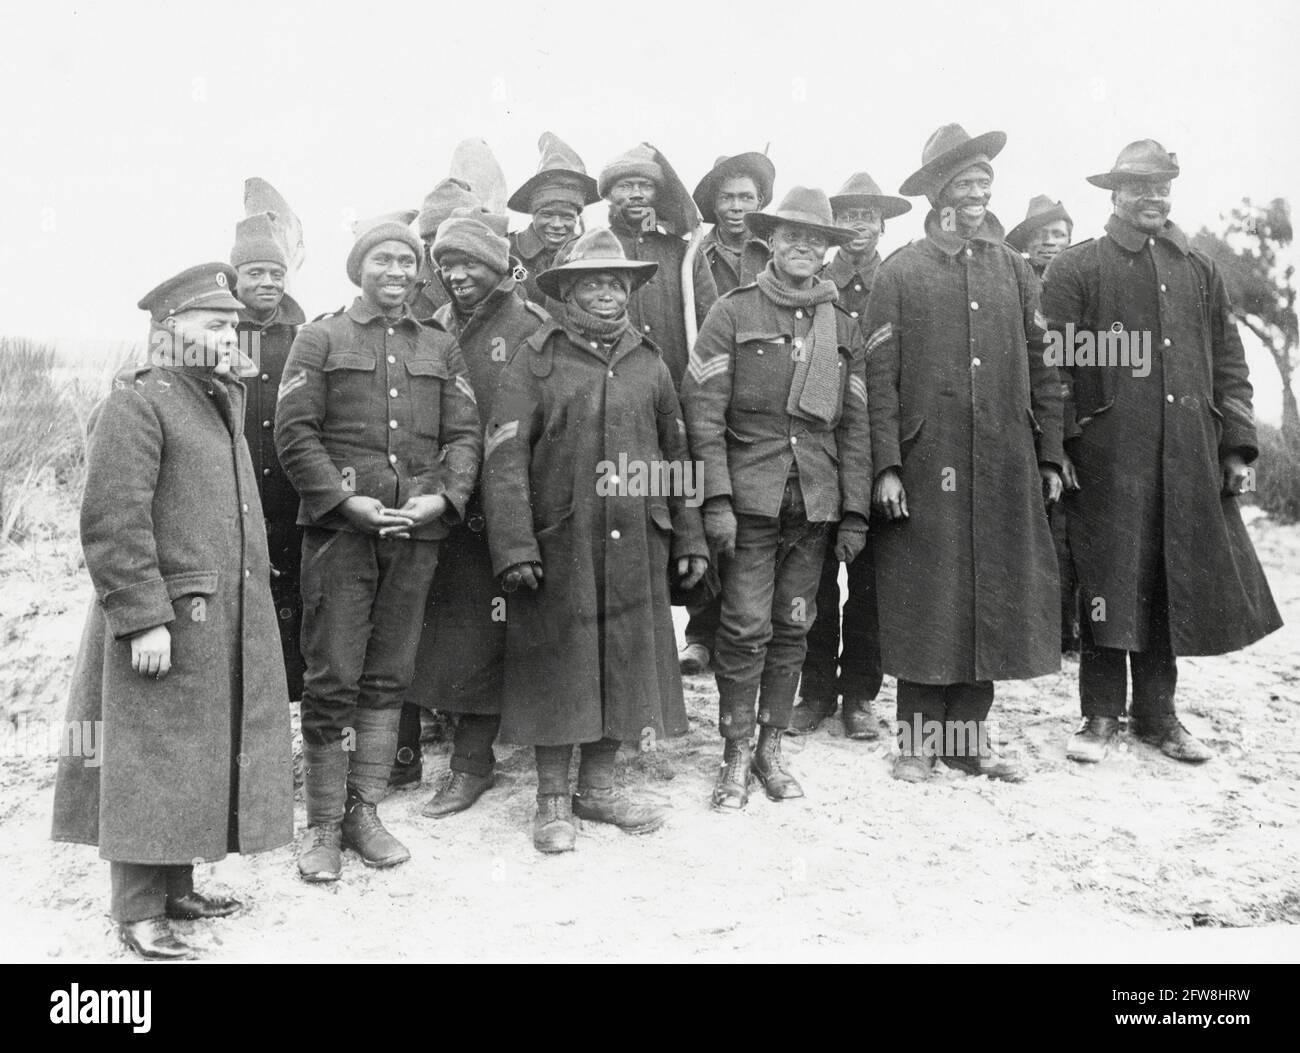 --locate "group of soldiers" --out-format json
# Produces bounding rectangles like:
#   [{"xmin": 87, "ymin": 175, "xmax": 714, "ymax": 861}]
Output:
[{"xmin": 52, "ymin": 124, "xmax": 1282, "ymax": 960}]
